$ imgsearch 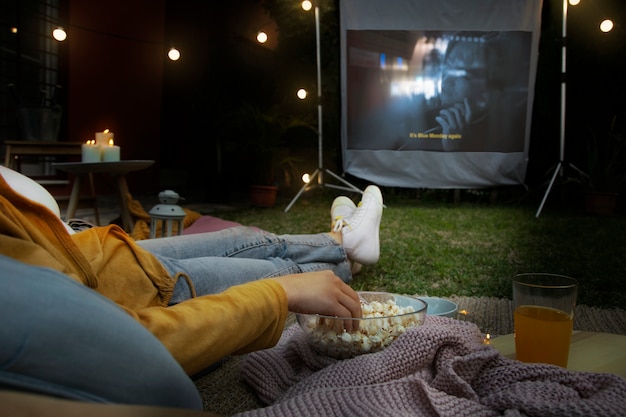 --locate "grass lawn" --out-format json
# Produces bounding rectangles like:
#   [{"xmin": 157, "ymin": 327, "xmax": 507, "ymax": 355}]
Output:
[{"xmin": 210, "ymin": 189, "xmax": 626, "ymax": 309}]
